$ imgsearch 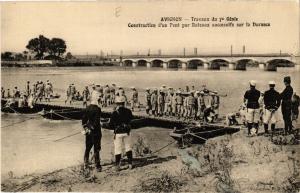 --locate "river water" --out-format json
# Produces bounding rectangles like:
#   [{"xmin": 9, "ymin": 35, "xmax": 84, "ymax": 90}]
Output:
[{"xmin": 1, "ymin": 66, "xmax": 299, "ymax": 179}]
